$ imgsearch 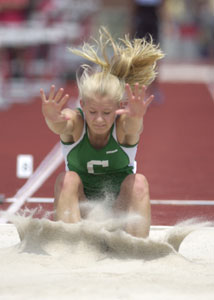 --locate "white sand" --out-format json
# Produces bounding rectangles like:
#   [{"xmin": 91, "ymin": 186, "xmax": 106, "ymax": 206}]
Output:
[{"xmin": 0, "ymin": 207, "xmax": 214, "ymax": 300}]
